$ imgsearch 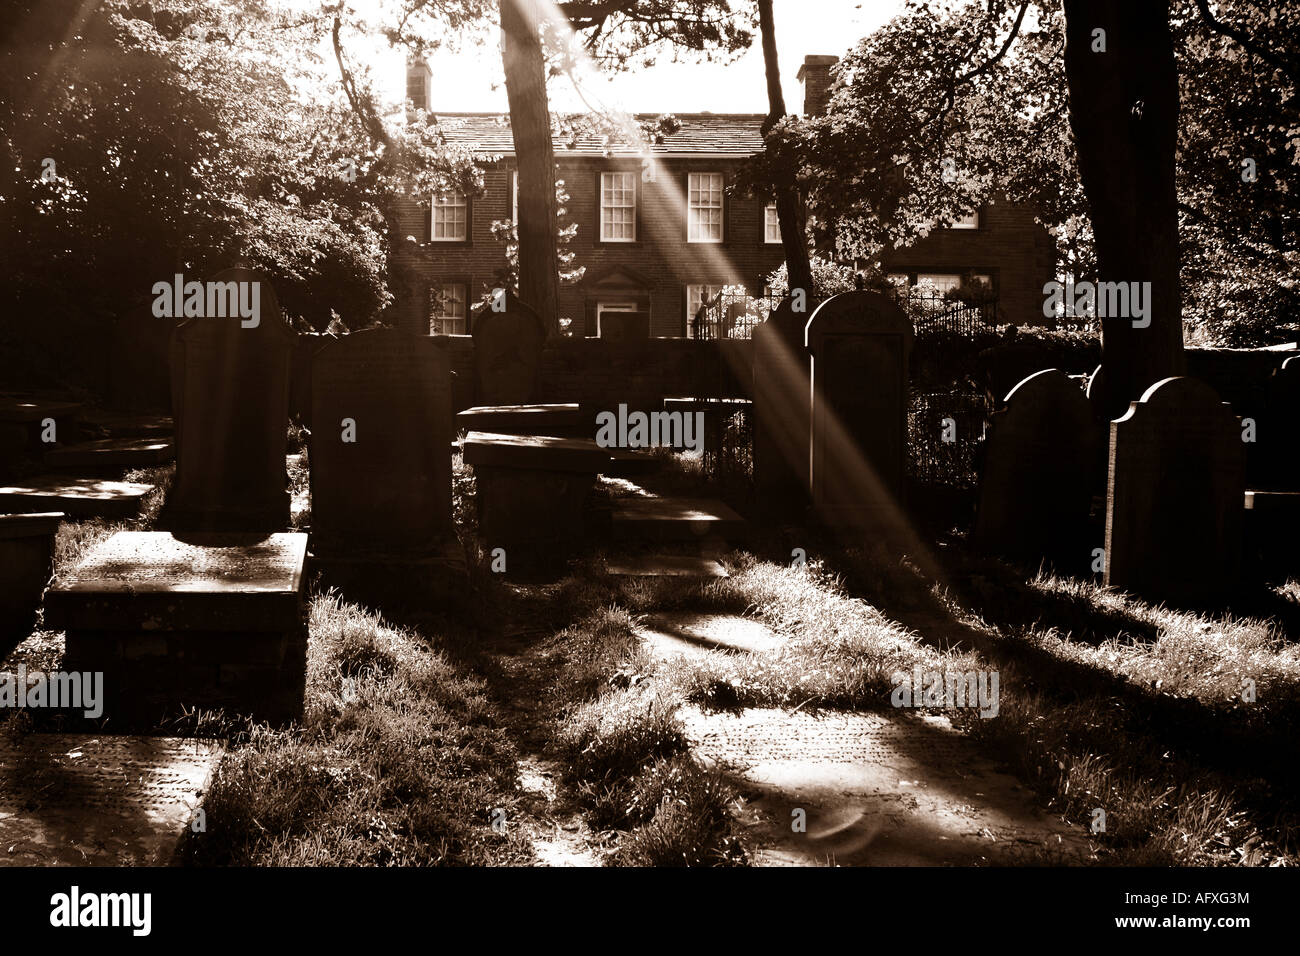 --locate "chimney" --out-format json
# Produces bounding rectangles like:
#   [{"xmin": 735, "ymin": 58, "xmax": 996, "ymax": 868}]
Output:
[
  {"xmin": 796, "ymin": 55, "xmax": 839, "ymax": 117},
  {"xmin": 405, "ymin": 59, "xmax": 432, "ymax": 114}
]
